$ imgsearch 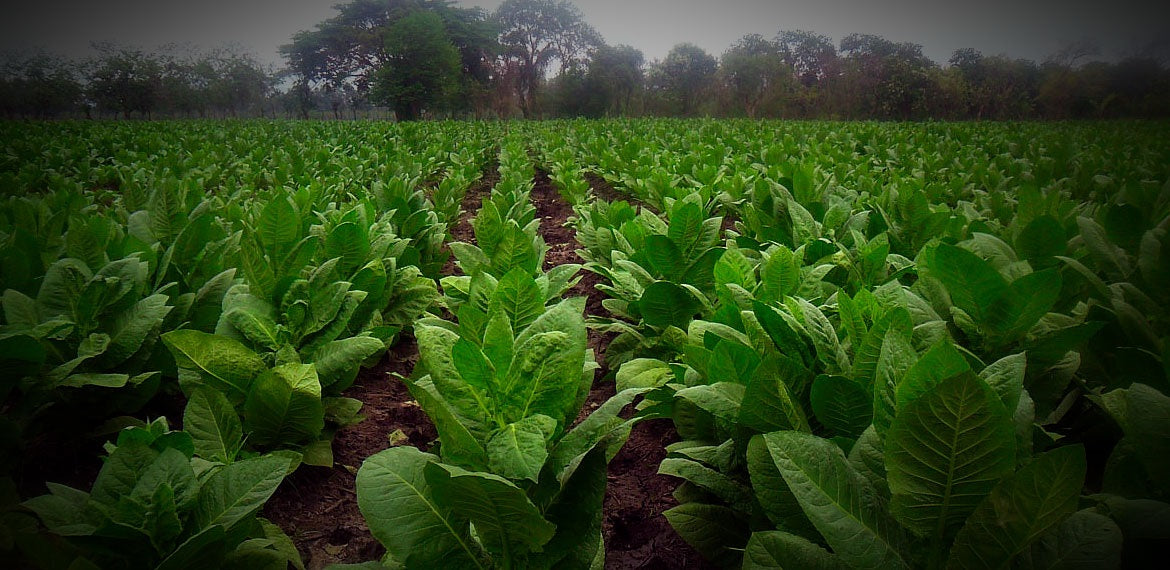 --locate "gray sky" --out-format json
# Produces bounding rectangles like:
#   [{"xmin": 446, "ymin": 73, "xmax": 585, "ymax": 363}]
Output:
[{"xmin": 1, "ymin": 0, "xmax": 1167, "ymax": 68}]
